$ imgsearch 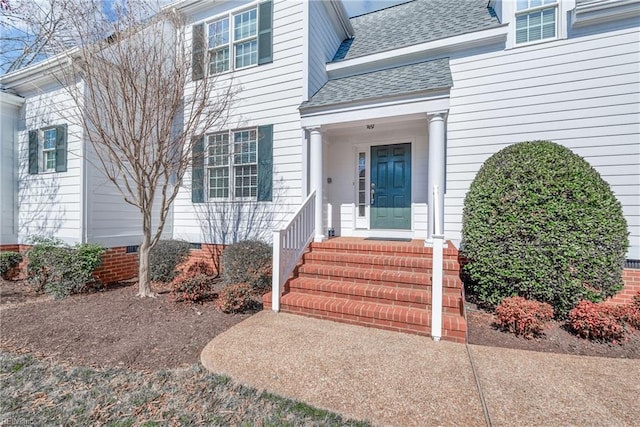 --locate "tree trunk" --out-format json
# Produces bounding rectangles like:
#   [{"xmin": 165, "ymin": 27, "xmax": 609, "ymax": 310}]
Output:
[{"xmin": 137, "ymin": 228, "xmax": 156, "ymax": 297}]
